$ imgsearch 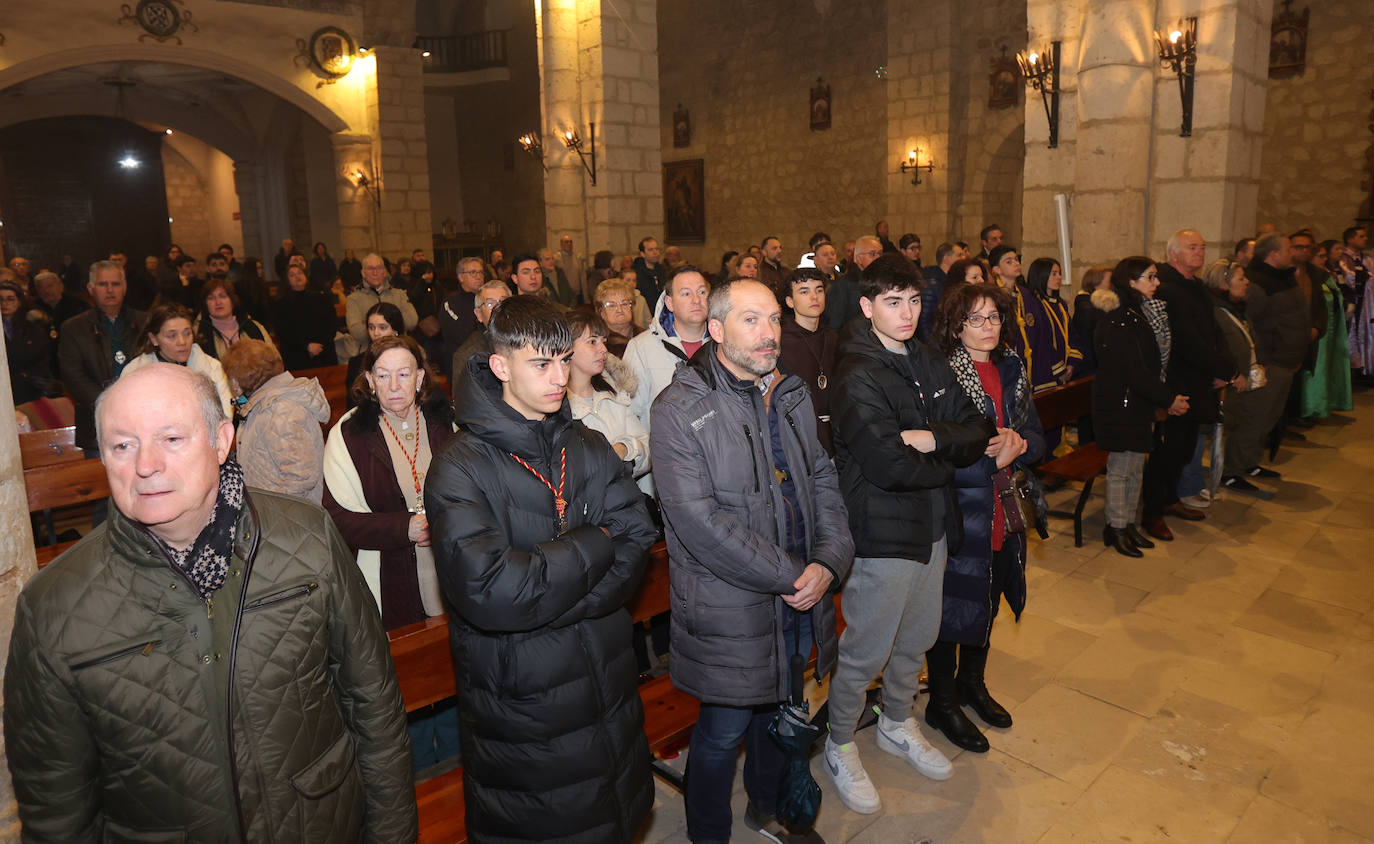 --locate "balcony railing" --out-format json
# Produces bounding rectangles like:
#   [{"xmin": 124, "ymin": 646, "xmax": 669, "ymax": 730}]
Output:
[{"xmin": 417, "ymin": 31, "xmax": 509, "ymax": 73}]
